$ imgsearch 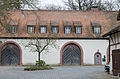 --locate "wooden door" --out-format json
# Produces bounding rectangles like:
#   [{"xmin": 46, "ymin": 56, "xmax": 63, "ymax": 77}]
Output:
[
  {"xmin": 62, "ymin": 44, "xmax": 81, "ymax": 65},
  {"xmin": 112, "ymin": 49, "xmax": 120, "ymax": 76},
  {"xmin": 1, "ymin": 44, "xmax": 20, "ymax": 65},
  {"xmin": 95, "ymin": 53, "xmax": 101, "ymax": 65}
]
